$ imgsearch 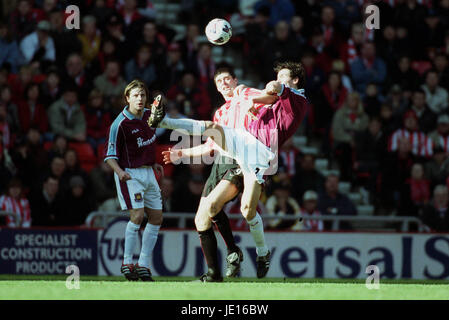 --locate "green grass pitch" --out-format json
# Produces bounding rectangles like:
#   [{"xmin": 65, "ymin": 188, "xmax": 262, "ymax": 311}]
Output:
[{"xmin": 1, "ymin": 275, "xmax": 448, "ymax": 300}]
